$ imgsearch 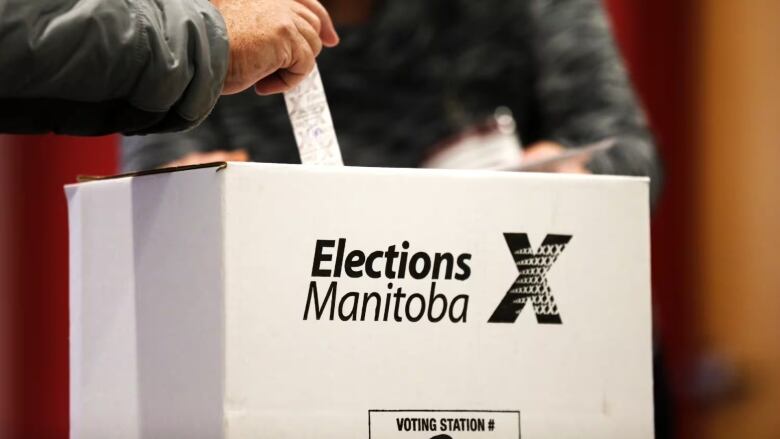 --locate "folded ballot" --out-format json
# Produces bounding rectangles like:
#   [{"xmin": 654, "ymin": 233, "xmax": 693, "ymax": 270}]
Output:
[{"xmin": 66, "ymin": 162, "xmax": 653, "ymax": 438}]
